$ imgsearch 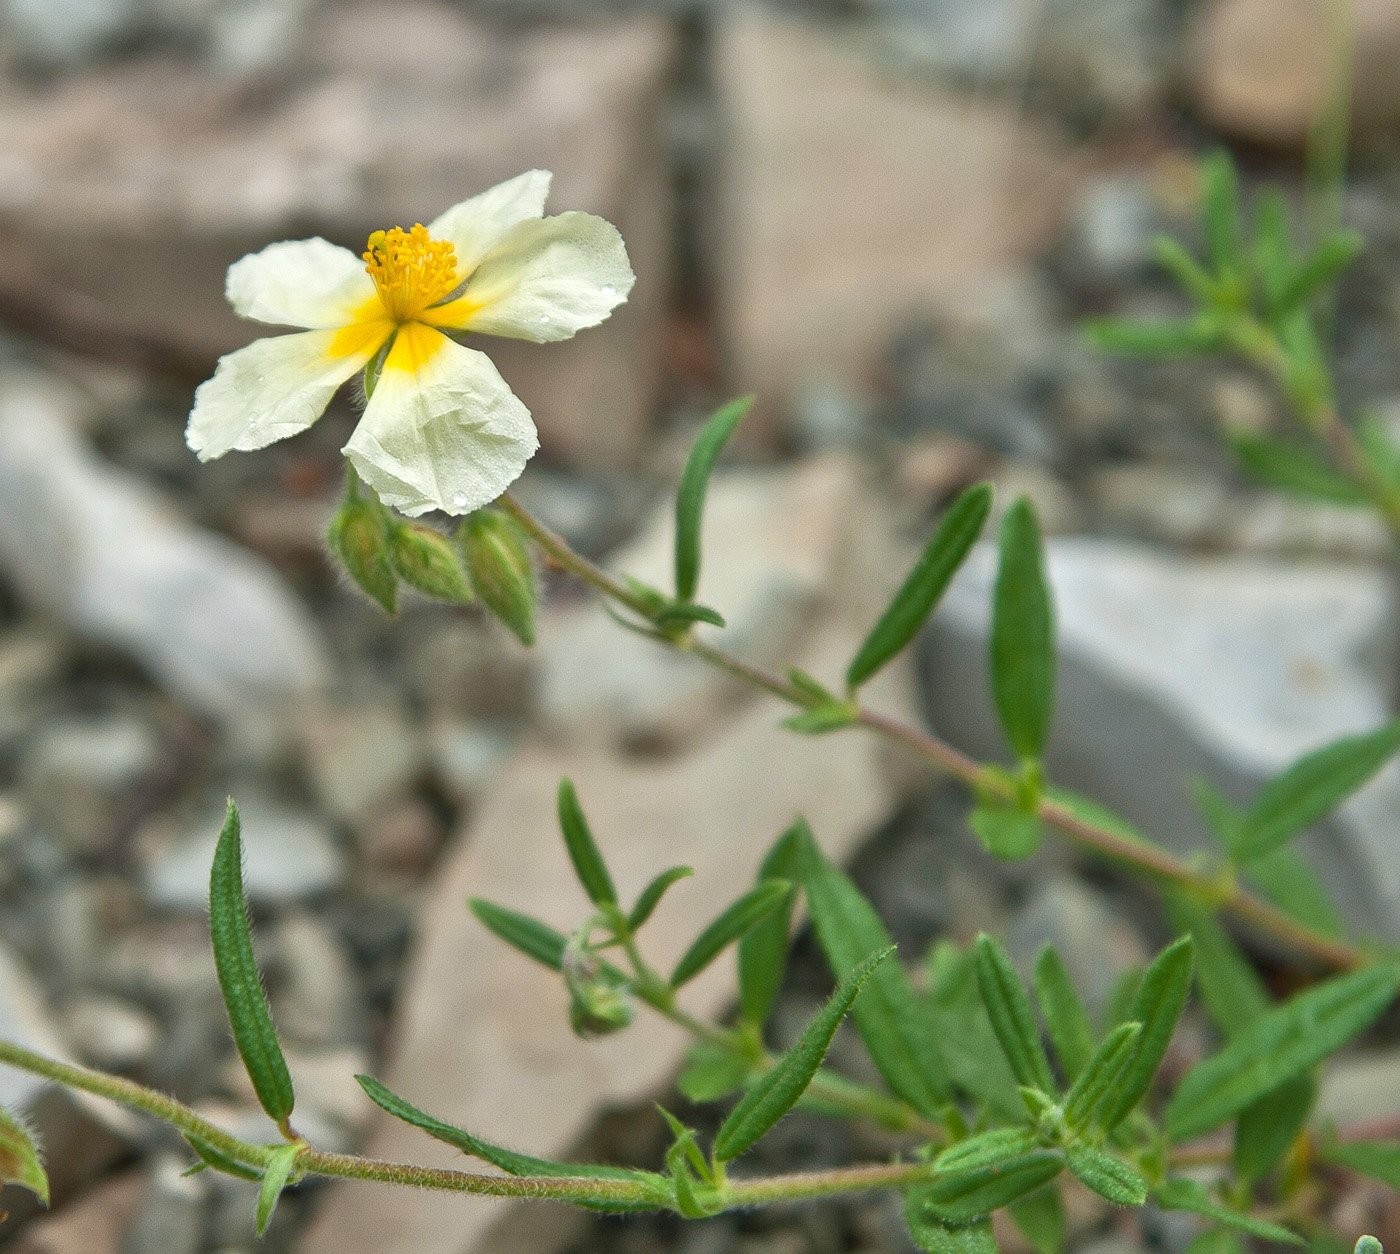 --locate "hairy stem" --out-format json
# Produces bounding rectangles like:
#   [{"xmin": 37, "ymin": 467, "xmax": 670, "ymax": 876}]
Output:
[{"xmin": 499, "ymin": 493, "xmax": 1364, "ymax": 974}]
